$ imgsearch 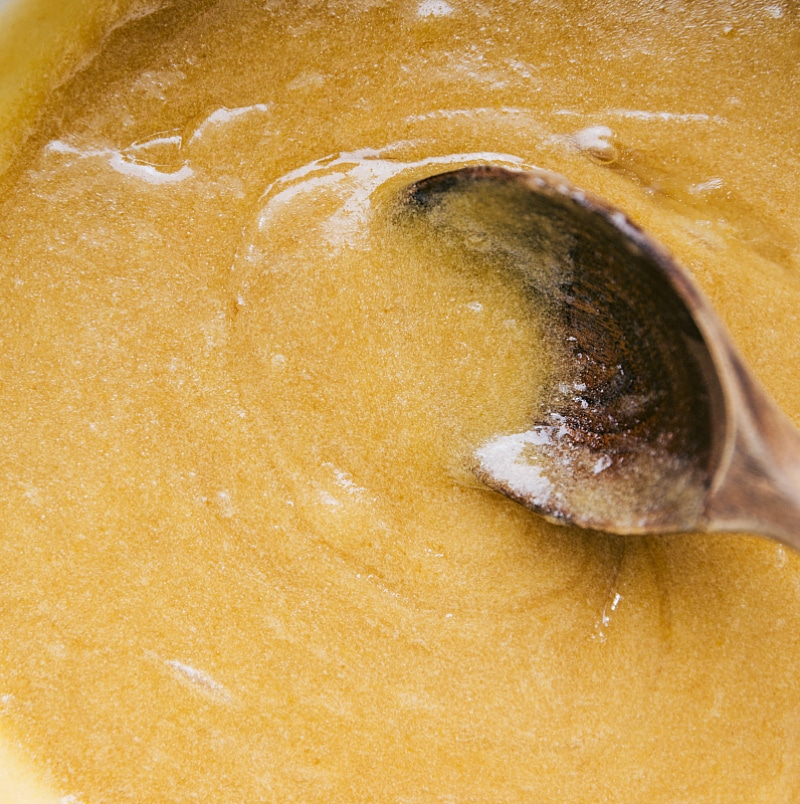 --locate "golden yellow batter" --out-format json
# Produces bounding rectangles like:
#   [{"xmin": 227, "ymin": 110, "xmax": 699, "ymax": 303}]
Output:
[{"xmin": 1, "ymin": 0, "xmax": 799, "ymax": 801}]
